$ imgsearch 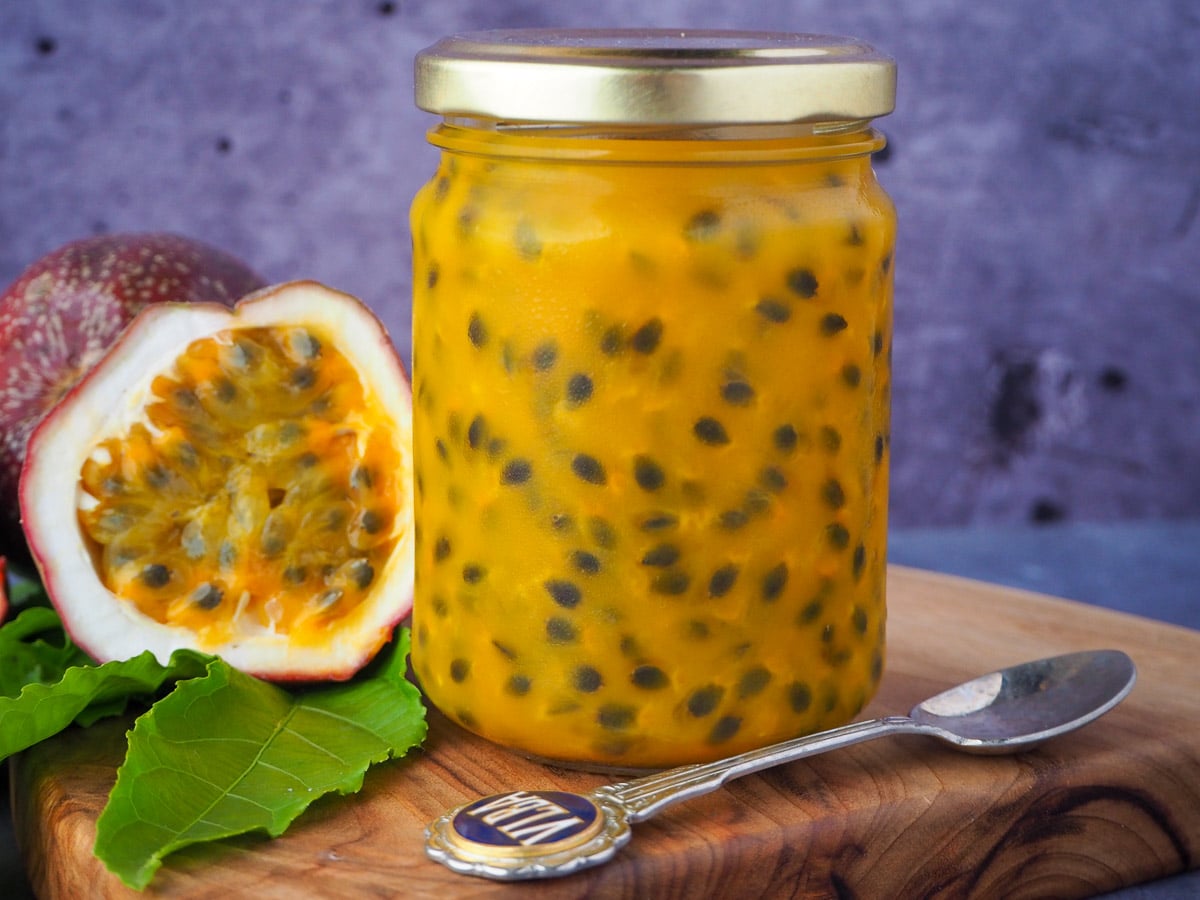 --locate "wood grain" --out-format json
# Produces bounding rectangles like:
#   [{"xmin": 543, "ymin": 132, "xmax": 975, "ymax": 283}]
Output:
[{"xmin": 10, "ymin": 566, "xmax": 1200, "ymax": 898}]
